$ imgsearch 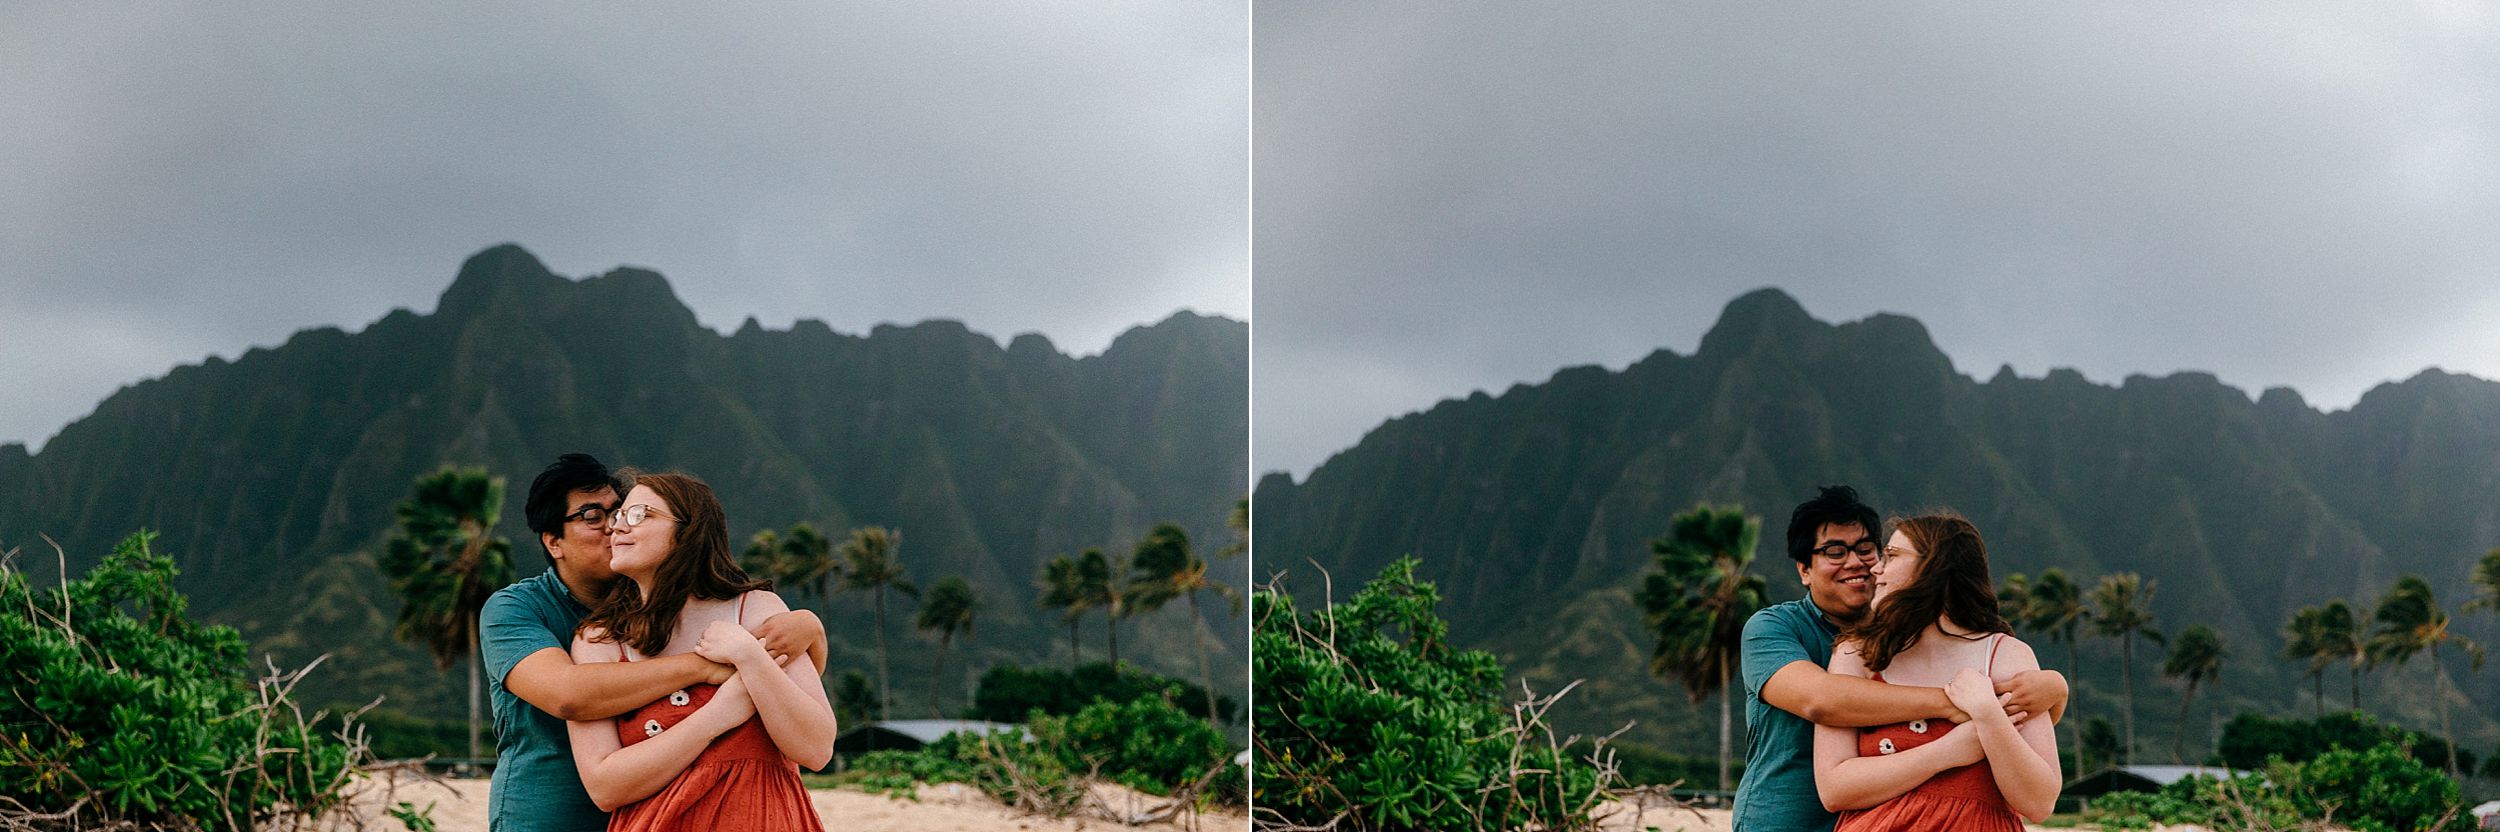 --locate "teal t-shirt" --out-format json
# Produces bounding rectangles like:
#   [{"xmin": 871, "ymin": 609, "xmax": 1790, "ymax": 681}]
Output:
[
  {"xmin": 481, "ymin": 569, "xmax": 607, "ymax": 832},
  {"xmin": 1730, "ymin": 597, "xmax": 1842, "ymax": 832}
]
